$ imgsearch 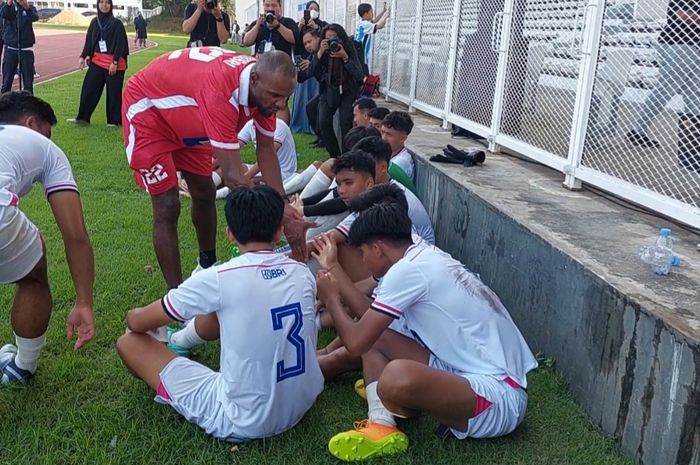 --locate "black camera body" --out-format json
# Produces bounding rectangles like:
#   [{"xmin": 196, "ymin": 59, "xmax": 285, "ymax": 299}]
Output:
[
  {"xmin": 328, "ymin": 38, "xmax": 342, "ymax": 54},
  {"xmin": 265, "ymin": 11, "xmax": 276, "ymax": 23},
  {"xmin": 205, "ymin": 0, "xmax": 215, "ymax": 9}
]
